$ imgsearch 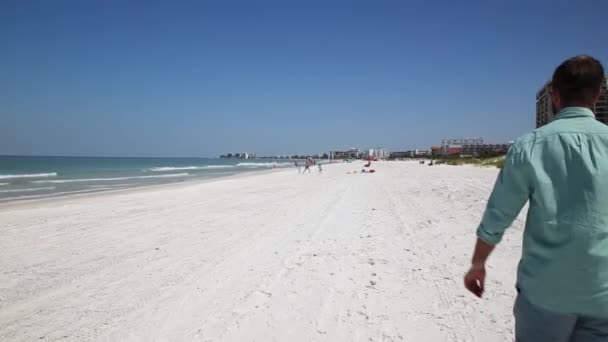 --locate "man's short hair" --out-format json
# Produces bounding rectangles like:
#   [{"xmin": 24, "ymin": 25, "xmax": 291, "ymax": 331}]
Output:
[{"xmin": 552, "ymin": 55, "xmax": 605, "ymax": 106}]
